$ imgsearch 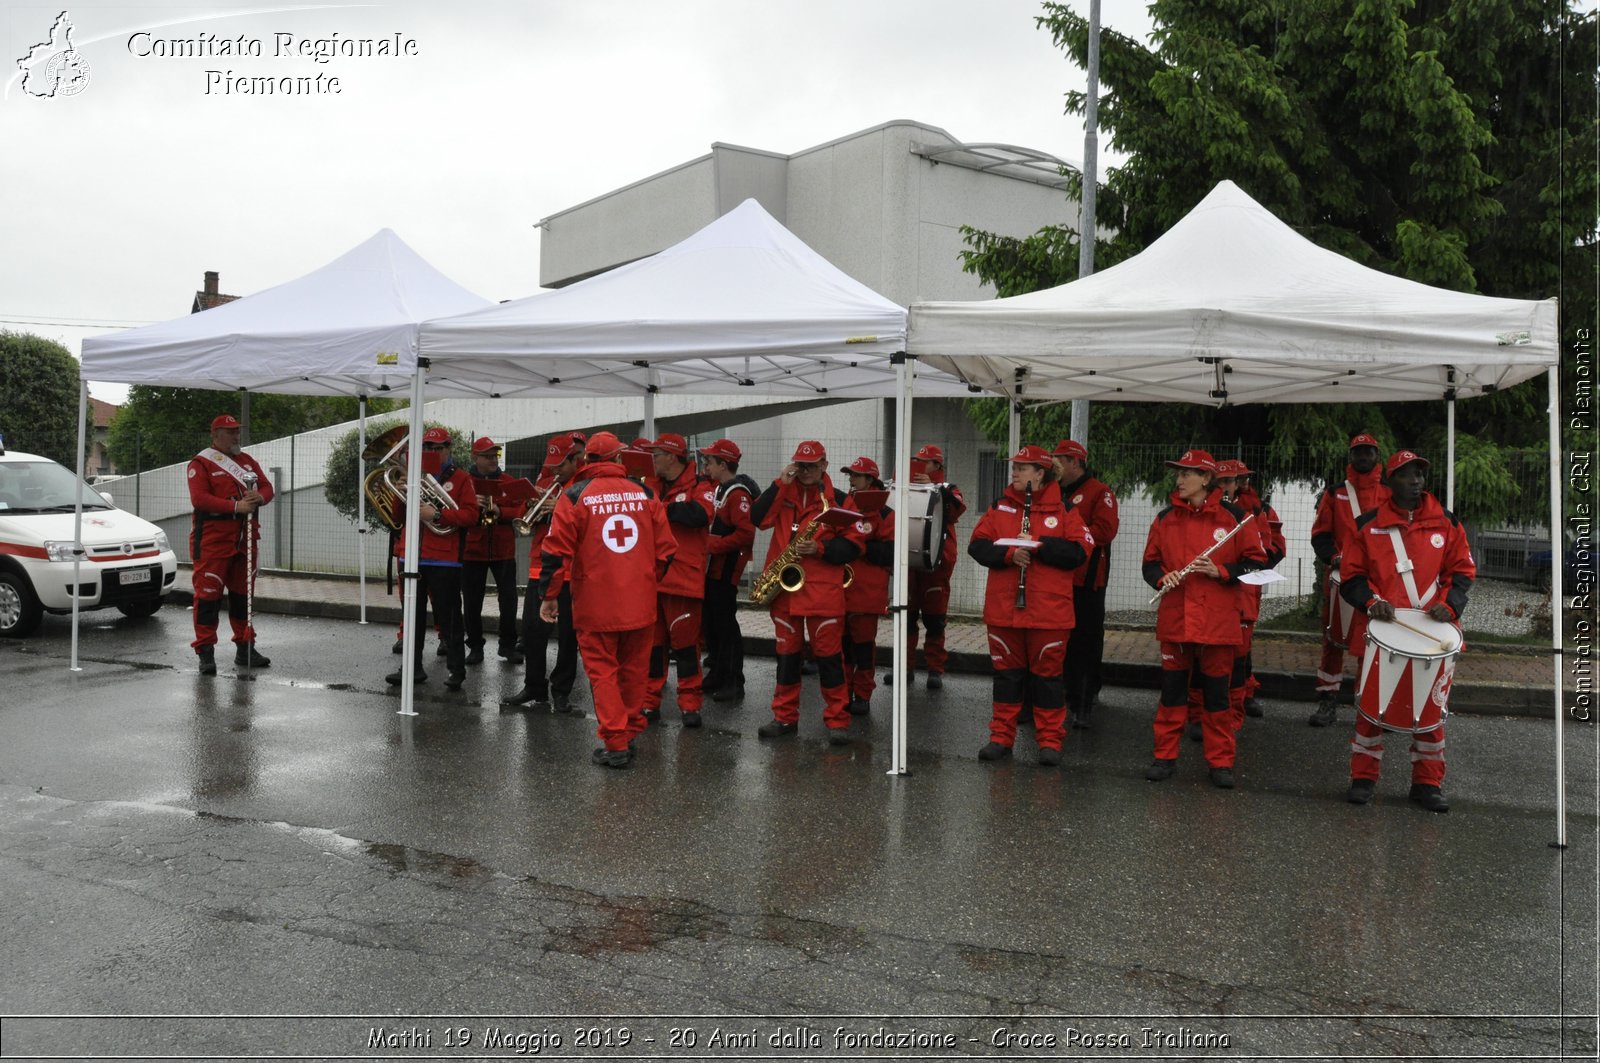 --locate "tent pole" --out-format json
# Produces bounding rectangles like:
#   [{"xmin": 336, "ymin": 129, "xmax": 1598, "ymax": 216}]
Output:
[
  {"xmin": 1070, "ymin": 0, "xmax": 1100, "ymax": 447},
  {"xmin": 69, "ymin": 378, "xmax": 88, "ymax": 673},
  {"xmin": 358, "ymin": 396, "xmax": 368, "ymax": 625},
  {"xmin": 398, "ymin": 369, "xmax": 426, "ymax": 717},
  {"xmin": 1008, "ymin": 401, "xmax": 1021, "ymax": 457},
  {"xmin": 643, "ymin": 391, "xmax": 656, "ymax": 439},
  {"xmin": 889, "ymin": 353, "xmax": 914, "ymax": 775},
  {"xmin": 1446, "ymin": 397, "xmax": 1456, "ymax": 510},
  {"xmin": 1546, "ymin": 366, "xmax": 1565, "ymax": 848}
]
